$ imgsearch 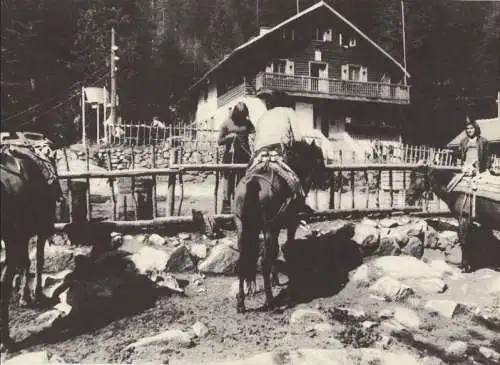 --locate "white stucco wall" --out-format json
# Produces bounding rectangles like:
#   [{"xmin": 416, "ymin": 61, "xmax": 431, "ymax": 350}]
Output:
[
  {"xmin": 196, "ymin": 96, "xmax": 267, "ymax": 130},
  {"xmin": 194, "ymin": 85, "xmax": 218, "ymax": 125},
  {"xmin": 295, "ymin": 102, "xmax": 314, "ymax": 131}
]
